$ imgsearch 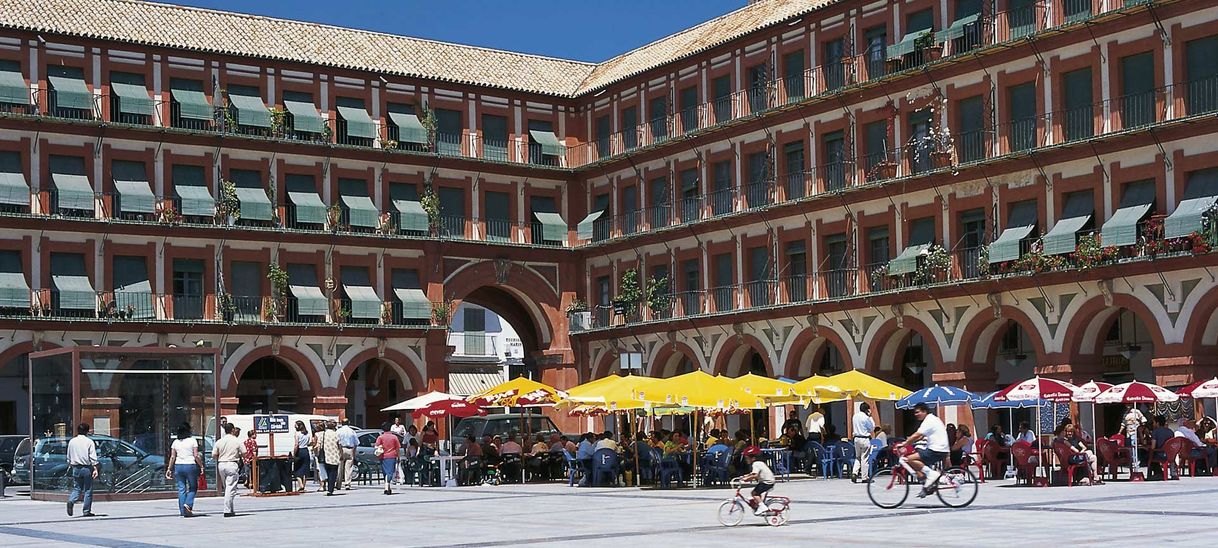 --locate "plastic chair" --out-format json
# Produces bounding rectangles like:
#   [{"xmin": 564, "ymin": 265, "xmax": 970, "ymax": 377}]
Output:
[
  {"xmin": 806, "ymin": 441, "xmax": 835, "ymax": 479},
  {"xmin": 1009, "ymin": 442, "xmax": 1039, "ymax": 486},
  {"xmin": 1051, "ymin": 441, "xmax": 1088, "ymax": 487},
  {"xmin": 591, "ymin": 448, "xmax": 620, "ymax": 487},
  {"xmin": 1146, "ymin": 438, "xmax": 1177, "ymax": 480},
  {"xmin": 866, "ymin": 439, "xmax": 885, "ymax": 477},
  {"xmin": 969, "ymin": 439, "xmax": 987, "ymax": 484},
  {"xmin": 982, "ymin": 439, "xmax": 1010, "ymax": 480},
  {"xmin": 659, "ymin": 453, "xmax": 684, "ymax": 488},
  {"xmin": 1175, "ymin": 442, "xmax": 1208, "ymax": 477},
  {"xmin": 1095, "ymin": 438, "xmax": 1132, "ymax": 481},
  {"xmin": 560, "ymin": 450, "xmax": 580, "ymax": 487},
  {"xmin": 702, "ymin": 447, "xmax": 731, "ymax": 486},
  {"xmin": 771, "ymin": 449, "xmax": 792, "ymax": 481},
  {"xmin": 1160, "ymin": 438, "xmax": 1190, "ymax": 480},
  {"xmin": 834, "ymin": 442, "xmax": 856, "ymax": 479}
]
